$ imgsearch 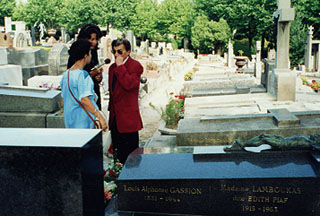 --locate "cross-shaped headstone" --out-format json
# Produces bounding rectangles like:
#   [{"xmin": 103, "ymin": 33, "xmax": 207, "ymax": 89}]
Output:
[{"xmin": 273, "ymin": 0, "xmax": 295, "ymax": 69}]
